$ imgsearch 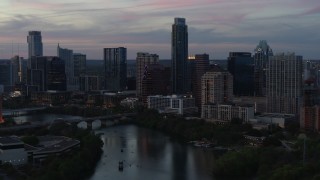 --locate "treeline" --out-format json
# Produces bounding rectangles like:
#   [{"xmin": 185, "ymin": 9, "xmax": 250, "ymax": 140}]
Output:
[
  {"xmin": 135, "ymin": 109, "xmax": 252, "ymax": 145},
  {"xmin": 213, "ymin": 140, "xmax": 320, "ymax": 180}
]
